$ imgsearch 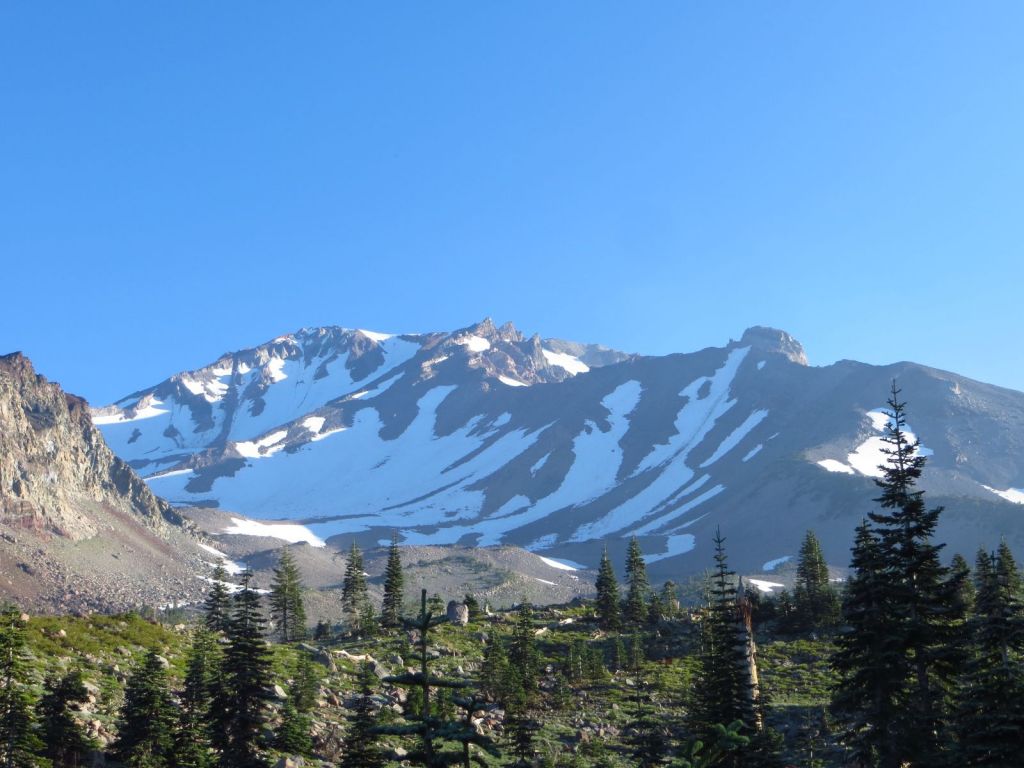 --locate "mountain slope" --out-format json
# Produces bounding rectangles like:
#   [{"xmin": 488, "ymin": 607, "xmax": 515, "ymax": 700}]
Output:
[
  {"xmin": 0, "ymin": 353, "xmax": 211, "ymax": 612},
  {"xmin": 92, "ymin": 322, "xmax": 1024, "ymax": 577}
]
